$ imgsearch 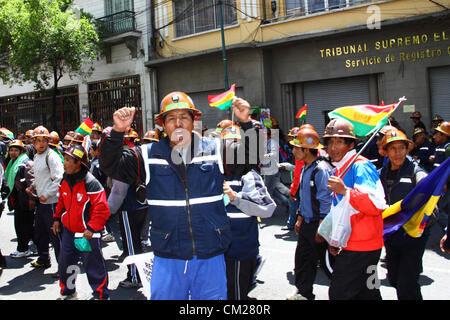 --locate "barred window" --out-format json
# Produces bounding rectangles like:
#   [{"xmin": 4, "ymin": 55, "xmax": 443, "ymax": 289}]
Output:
[
  {"xmin": 285, "ymin": 0, "xmax": 371, "ymax": 16},
  {"xmin": 174, "ymin": 0, "xmax": 237, "ymax": 38}
]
